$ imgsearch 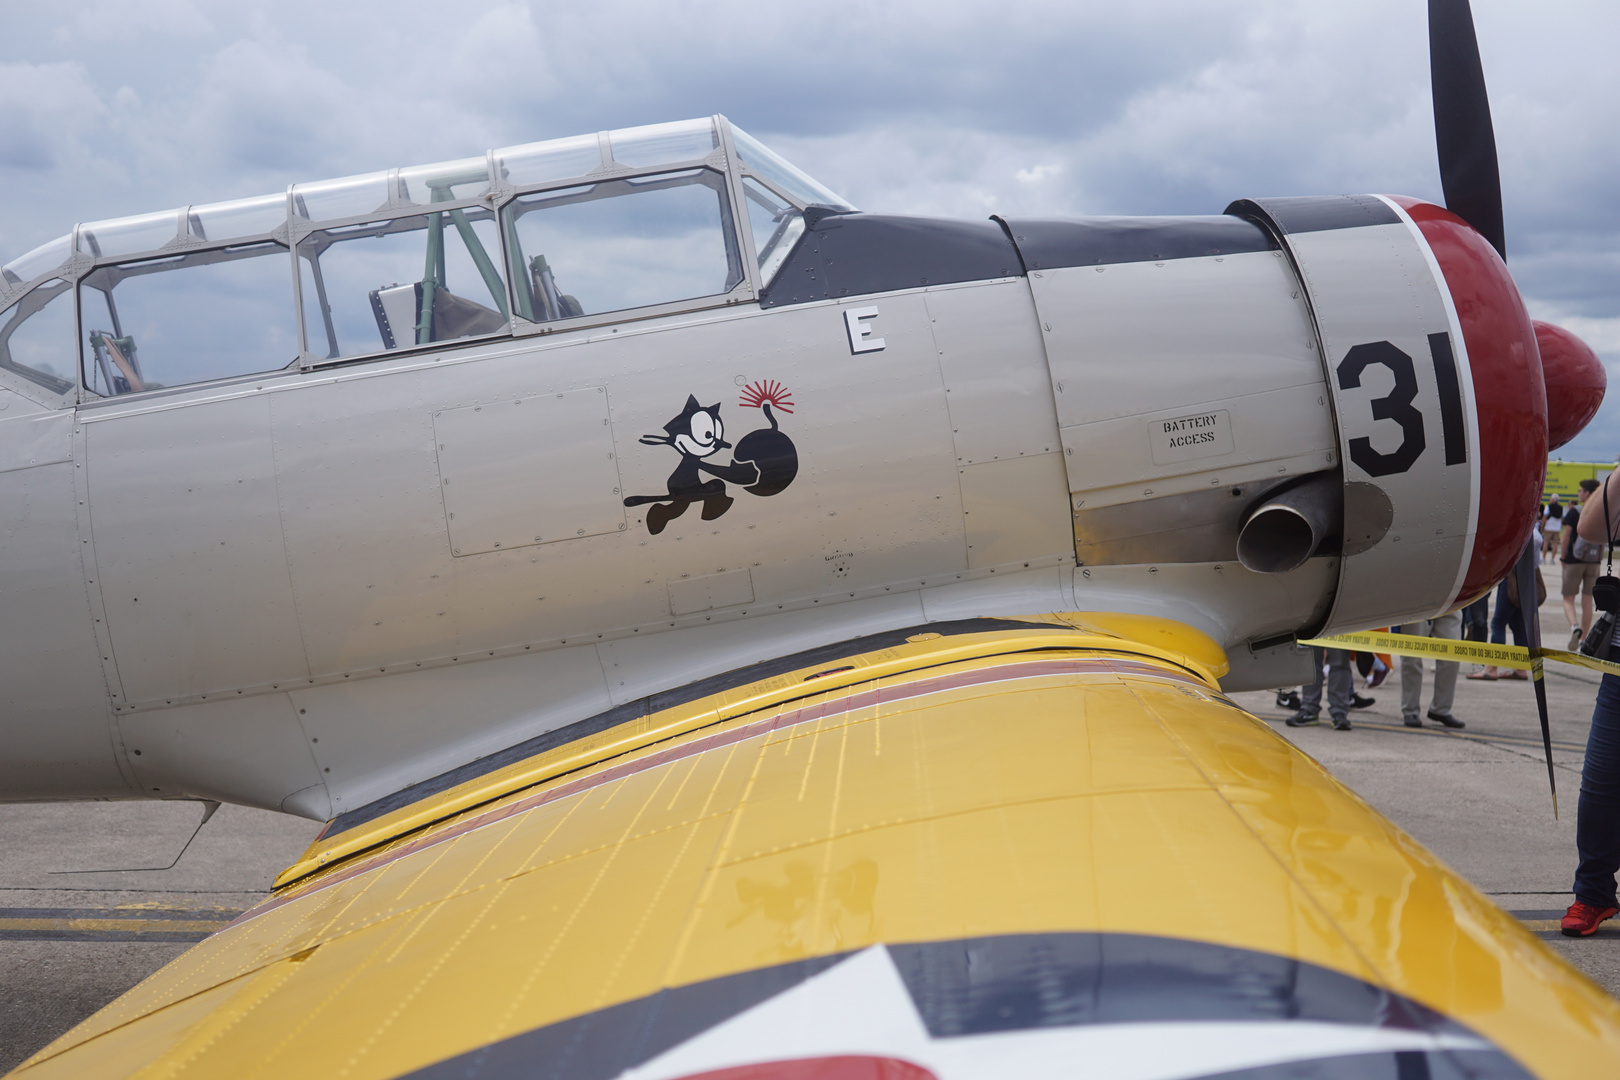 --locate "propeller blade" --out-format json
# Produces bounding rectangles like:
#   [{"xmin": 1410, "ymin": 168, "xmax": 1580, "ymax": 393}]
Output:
[
  {"xmin": 1429, "ymin": 0, "xmax": 1506, "ymax": 260},
  {"xmin": 1512, "ymin": 535, "xmax": 1557, "ymax": 816}
]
